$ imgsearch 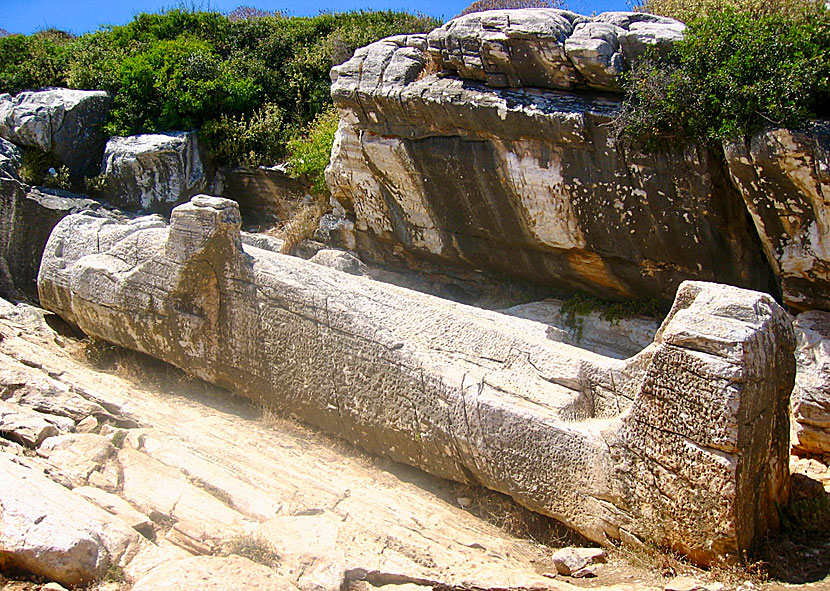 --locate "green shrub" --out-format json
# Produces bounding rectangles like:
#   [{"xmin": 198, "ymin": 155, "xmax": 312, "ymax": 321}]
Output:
[
  {"xmin": 0, "ymin": 30, "xmax": 75, "ymax": 94},
  {"xmin": 201, "ymin": 102, "xmax": 287, "ymax": 166},
  {"xmin": 104, "ymin": 35, "xmax": 261, "ymax": 135},
  {"xmin": 0, "ymin": 8, "xmax": 438, "ymax": 169},
  {"xmin": 614, "ymin": 6, "xmax": 830, "ymax": 148},
  {"xmin": 285, "ymin": 106, "xmax": 340, "ymax": 195},
  {"xmin": 636, "ymin": 0, "xmax": 825, "ymax": 23}
]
